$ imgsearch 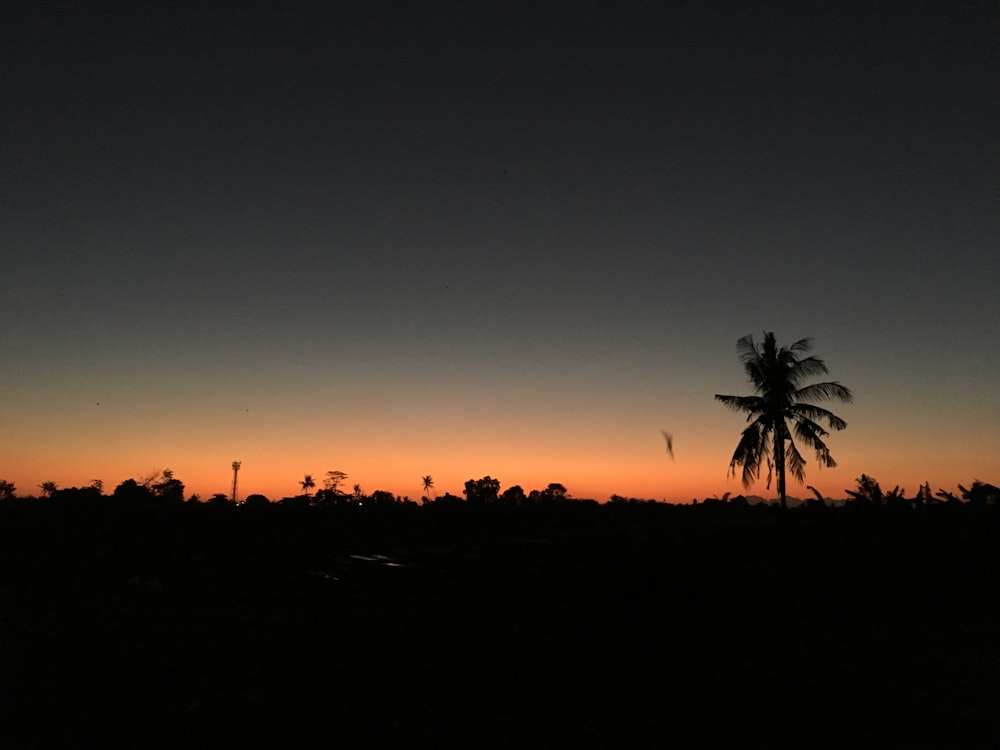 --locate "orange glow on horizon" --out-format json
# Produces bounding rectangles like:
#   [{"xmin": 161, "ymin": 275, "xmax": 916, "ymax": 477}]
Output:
[
  {"xmin": 3, "ymin": 380, "xmax": 994, "ymax": 504},
  {"xmin": 3, "ymin": 442, "xmax": 990, "ymax": 505}
]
